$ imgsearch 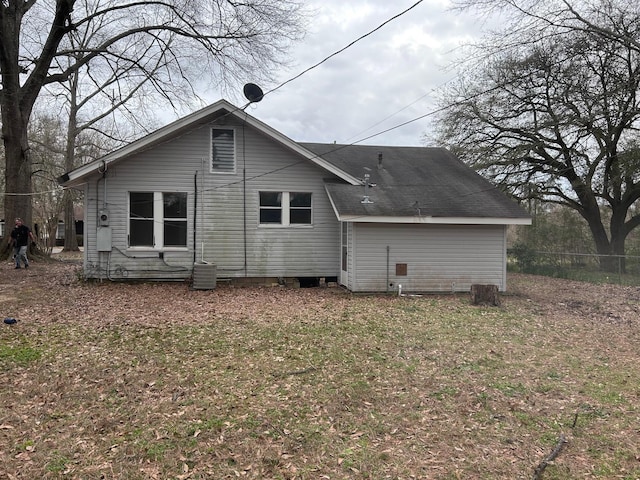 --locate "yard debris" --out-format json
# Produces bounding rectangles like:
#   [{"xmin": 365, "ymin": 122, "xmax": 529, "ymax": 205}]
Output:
[
  {"xmin": 532, "ymin": 434, "xmax": 568, "ymax": 480},
  {"xmin": 272, "ymin": 366, "xmax": 318, "ymax": 378}
]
